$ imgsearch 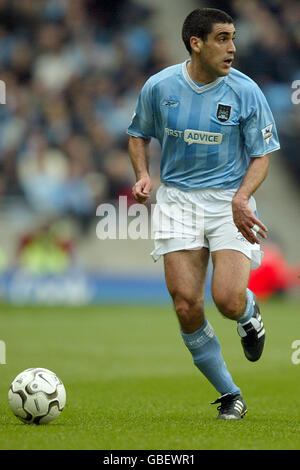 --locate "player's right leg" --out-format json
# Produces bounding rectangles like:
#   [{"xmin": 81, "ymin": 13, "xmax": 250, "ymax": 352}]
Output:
[
  {"xmin": 164, "ymin": 248, "xmax": 243, "ymax": 414},
  {"xmin": 164, "ymin": 248, "xmax": 209, "ymax": 333}
]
